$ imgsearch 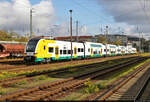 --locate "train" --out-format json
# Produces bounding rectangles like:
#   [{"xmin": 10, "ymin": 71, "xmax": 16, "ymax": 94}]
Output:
[
  {"xmin": 24, "ymin": 37, "xmax": 137, "ymax": 63},
  {"xmin": 0, "ymin": 41, "xmax": 25, "ymax": 58}
]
